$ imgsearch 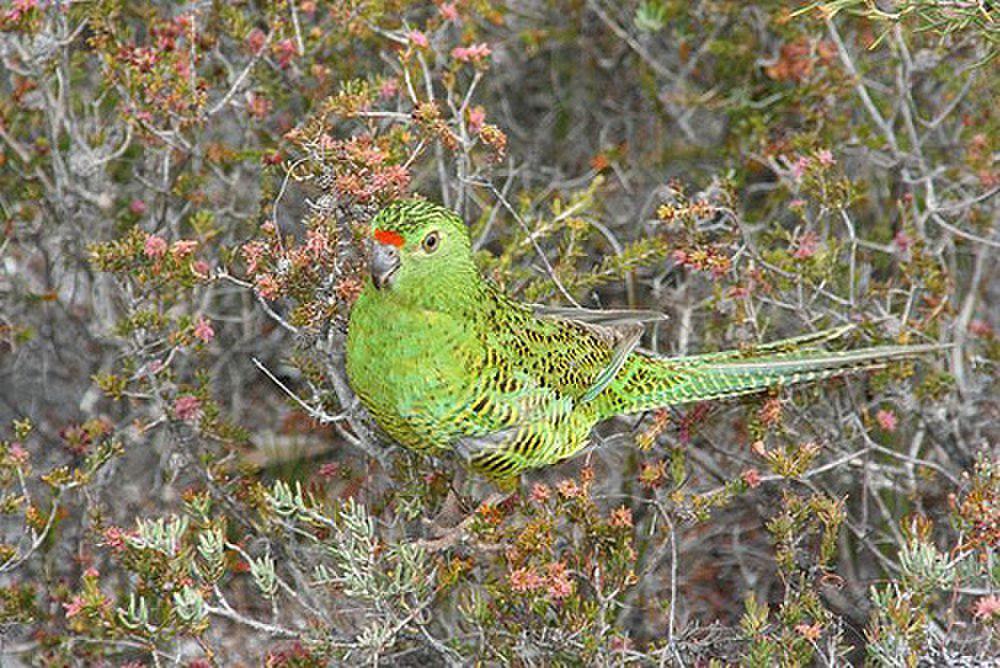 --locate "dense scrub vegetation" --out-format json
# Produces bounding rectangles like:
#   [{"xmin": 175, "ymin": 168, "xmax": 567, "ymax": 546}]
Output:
[{"xmin": 0, "ymin": 0, "xmax": 997, "ymax": 664}]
